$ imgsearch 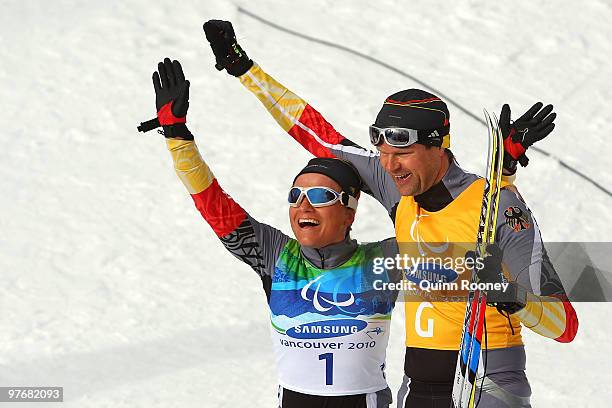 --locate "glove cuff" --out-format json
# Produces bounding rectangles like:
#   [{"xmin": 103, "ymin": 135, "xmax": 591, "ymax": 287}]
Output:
[
  {"xmin": 227, "ymin": 57, "xmax": 253, "ymax": 77},
  {"xmin": 162, "ymin": 124, "xmax": 194, "ymax": 140},
  {"xmin": 488, "ymin": 282, "xmax": 528, "ymax": 314},
  {"xmin": 503, "ymin": 154, "xmax": 518, "ymax": 175}
]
